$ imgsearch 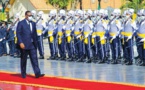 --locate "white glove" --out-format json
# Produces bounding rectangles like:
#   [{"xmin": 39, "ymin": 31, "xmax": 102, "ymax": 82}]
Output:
[
  {"xmin": 112, "ymin": 35, "xmax": 116, "ymax": 39},
  {"xmin": 126, "ymin": 36, "xmax": 132, "ymax": 42},
  {"xmin": 66, "ymin": 34, "xmax": 70, "ymax": 37},
  {"xmin": 140, "ymin": 38, "xmax": 145, "ymax": 42},
  {"xmin": 48, "ymin": 34, "xmax": 53, "ymax": 37},
  {"xmin": 85, "ymin": 34, "xmax": 89, "ymax": 38},
  {"xmin": 76, "ymin": 34, "xmax": 81, "ymax": 39},
  {"xmin": 92, "ymin": 35, "xmax": 96, "ymax": 38},
  {"xmin": 71, "ymin": 27, "xmax": 74, "ymax": 31},
  {"xmin": 101, "ymin": 36, "xmax": 105, "ymax": 40},
  {"xmin": 0, "ymin": 39, "xmax": 2, "ymax": 42},
  {"xmin": 63, "ymin": 26, "xmax": 66, "ymax": 29}
]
